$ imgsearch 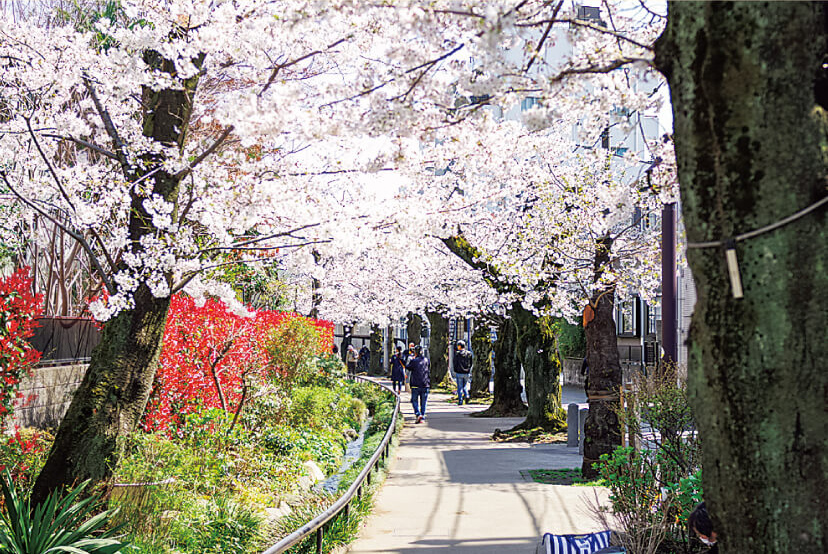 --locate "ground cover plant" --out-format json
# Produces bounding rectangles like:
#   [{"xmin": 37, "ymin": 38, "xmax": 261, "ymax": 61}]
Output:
[{"xmin": 524, "ymin": 468, "xmax": 605, "ymax": 486}]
